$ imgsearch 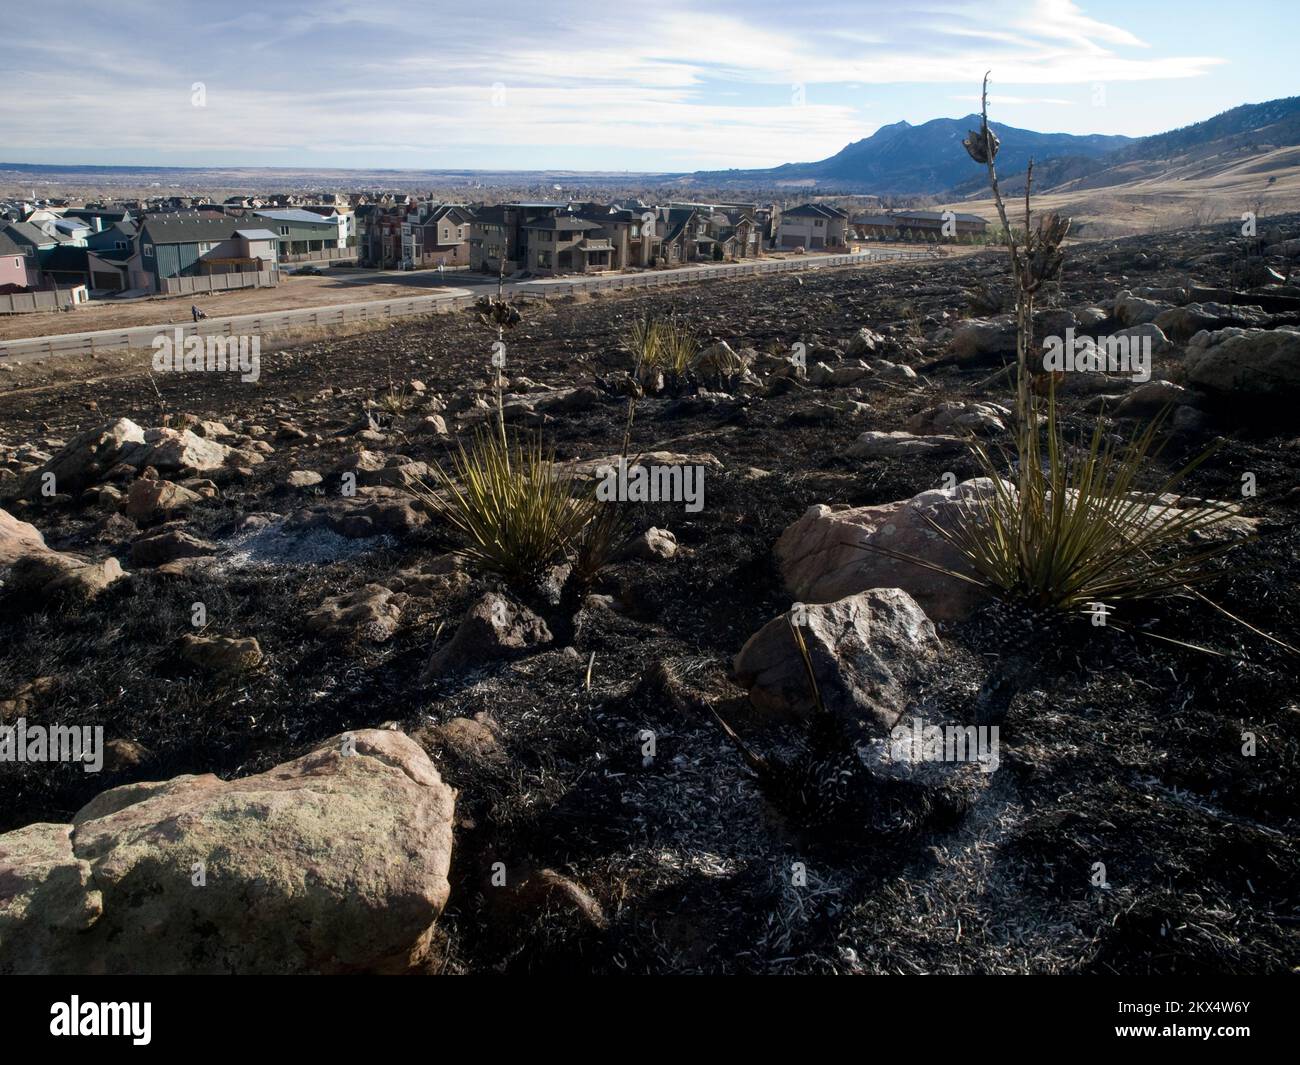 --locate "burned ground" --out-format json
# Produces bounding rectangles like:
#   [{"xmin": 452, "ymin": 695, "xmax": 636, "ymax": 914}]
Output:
[{"xmin": 1, "ymin": 220, "xmax": 1296, "ymax": 973}]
